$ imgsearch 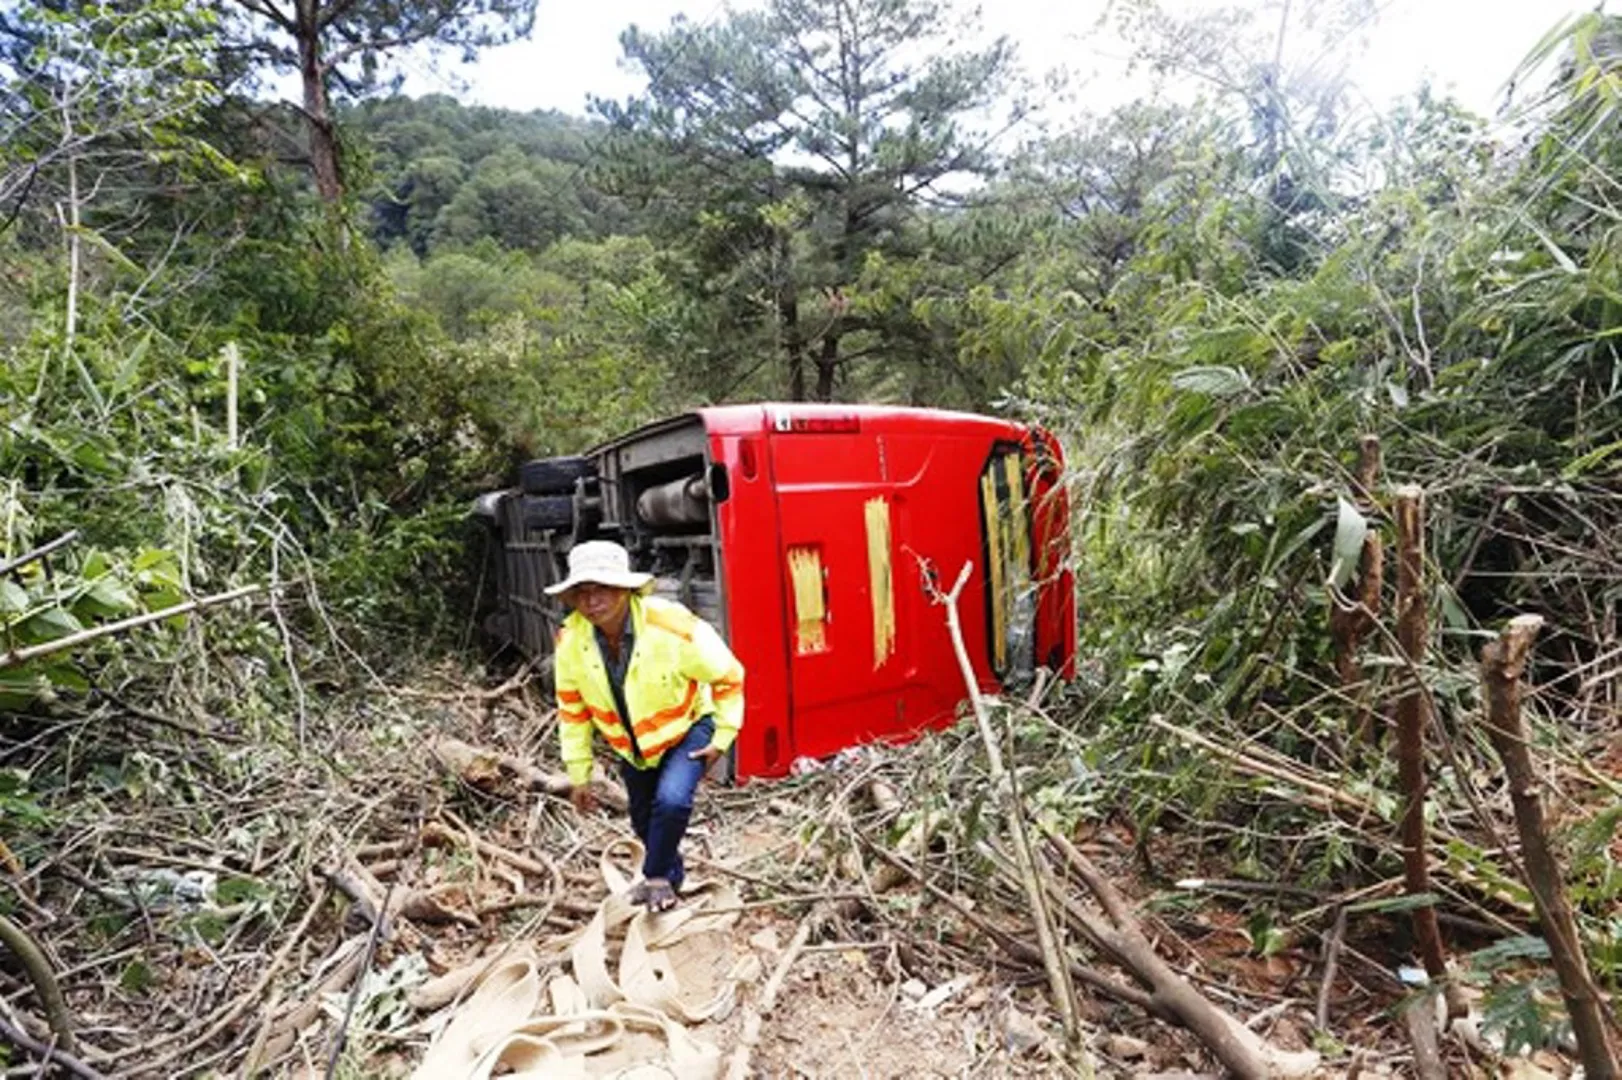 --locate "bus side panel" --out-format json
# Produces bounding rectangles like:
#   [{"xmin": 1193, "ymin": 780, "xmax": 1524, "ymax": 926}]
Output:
[
  {"xmin": 711, "ymin": 431, "xmax": 796, "ymax": 780},
  {"xmin": 768, "ymin": 427, "xmax": 1004, "ymax": 766}
]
